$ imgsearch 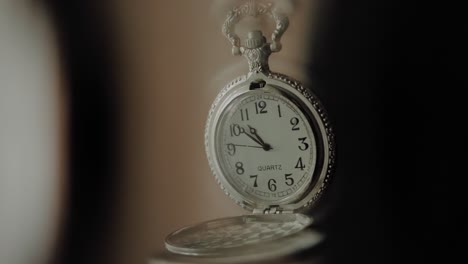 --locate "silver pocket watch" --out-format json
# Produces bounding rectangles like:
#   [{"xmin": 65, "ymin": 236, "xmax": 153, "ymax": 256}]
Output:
[{"xmin": 165, "ymin": 1, "xmax": 335, "ymax": 259}]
